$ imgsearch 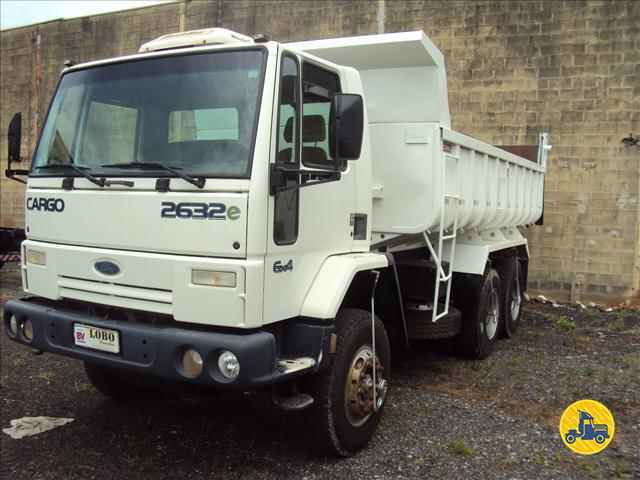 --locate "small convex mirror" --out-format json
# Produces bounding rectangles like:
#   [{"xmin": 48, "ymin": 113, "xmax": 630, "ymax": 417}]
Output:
[{"xmin": 329, "ymin": 94, "xmax": 364, "ymax": 162}]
